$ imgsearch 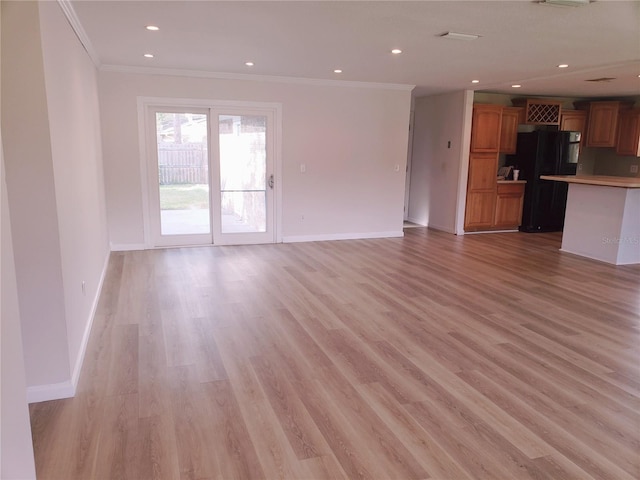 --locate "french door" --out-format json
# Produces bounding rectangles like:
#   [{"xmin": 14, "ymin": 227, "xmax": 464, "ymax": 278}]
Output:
[{"xmin": 147, "ymin": 105, "xmax": 276, "ymax": 246}]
